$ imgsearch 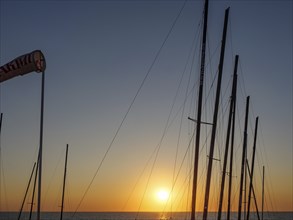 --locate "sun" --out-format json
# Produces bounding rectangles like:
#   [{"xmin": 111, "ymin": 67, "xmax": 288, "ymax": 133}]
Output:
[{"xmin": 156, "ymin": 189, "xmax": 170, "ymax": 202}]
